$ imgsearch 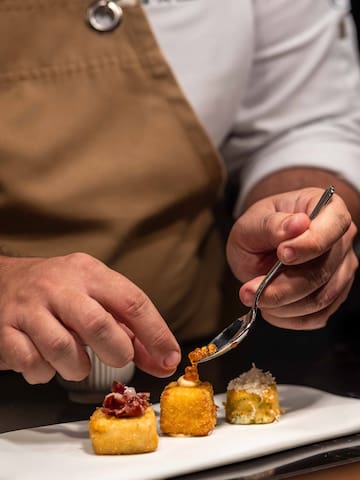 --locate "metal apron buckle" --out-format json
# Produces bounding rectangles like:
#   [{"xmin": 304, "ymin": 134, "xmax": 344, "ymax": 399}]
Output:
[{"xmin": 86, "ymin": 0, "xmax": 137, "ymax": 33}]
